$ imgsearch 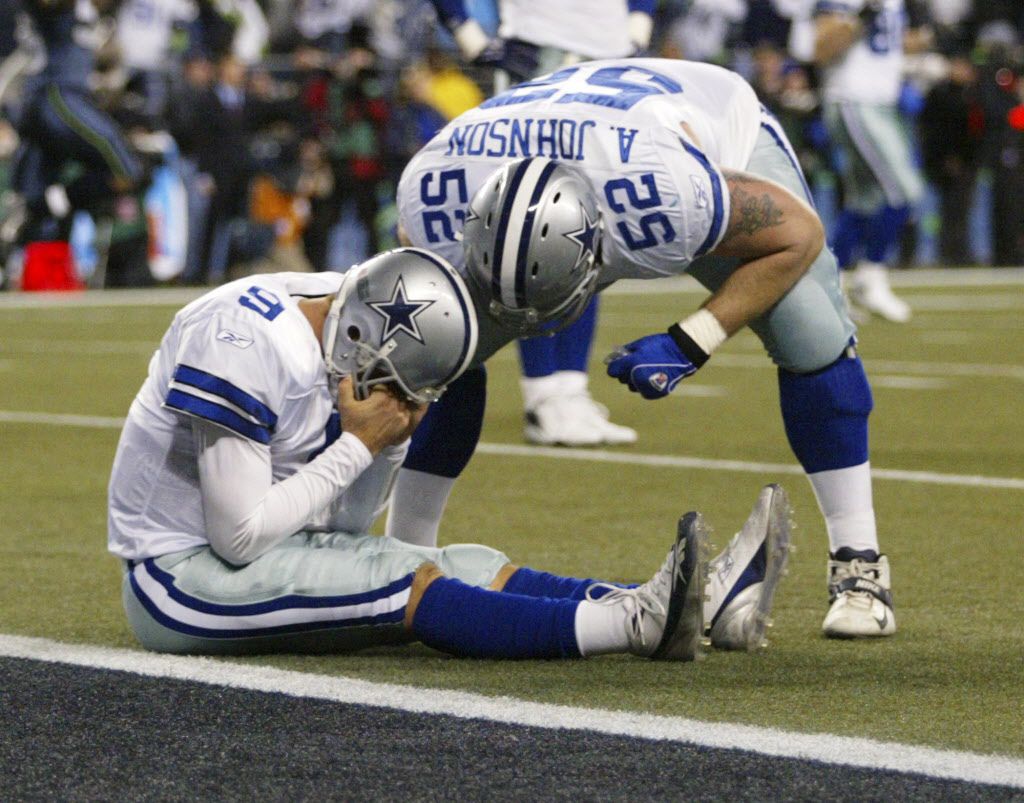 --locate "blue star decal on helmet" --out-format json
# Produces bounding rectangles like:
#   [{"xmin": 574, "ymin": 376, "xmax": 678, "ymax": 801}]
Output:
[
  {"xmin": 564, "ymin": 203, "xmax": 599, "ymax": 271},
  {"xmin": 367, "ymin": 276, "xmax": 435, "ymax": 344}
]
